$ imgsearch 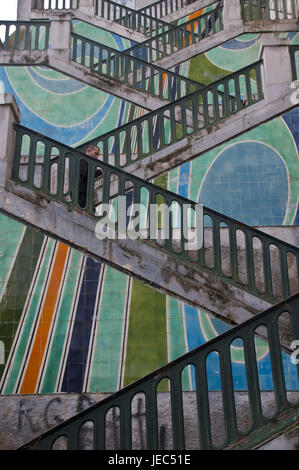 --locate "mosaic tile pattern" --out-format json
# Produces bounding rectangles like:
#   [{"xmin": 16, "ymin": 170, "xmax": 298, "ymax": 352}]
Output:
[{"xmin": 0, "ymin": 14, "xmax": 299, "ymax": 395}]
